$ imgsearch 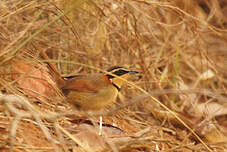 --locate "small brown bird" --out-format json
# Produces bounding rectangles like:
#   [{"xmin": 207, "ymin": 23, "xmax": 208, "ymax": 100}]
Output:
[
  {"xmin": 62, "ymin": 66, "xmax": 138, "ymax": 110},
  {"xmin": 61, "ymin": 66, "xmax": 138, "ymax": 135},
  {"xmin": 40, "ymin": 51, "xmax": 138, "ymax": 109},
  {"xmin": 40, "ymin": 51, "xmax": 138, "ymax": 134}
]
